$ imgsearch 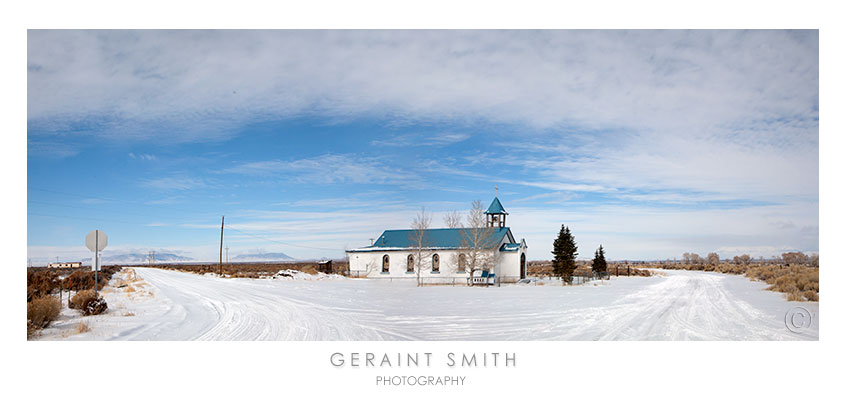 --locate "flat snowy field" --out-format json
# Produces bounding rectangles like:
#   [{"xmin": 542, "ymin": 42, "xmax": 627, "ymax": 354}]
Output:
[{"xmin": 38, "ymin": 267, "xmax": 819, "ymax": 341}]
